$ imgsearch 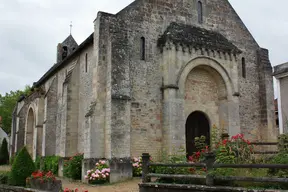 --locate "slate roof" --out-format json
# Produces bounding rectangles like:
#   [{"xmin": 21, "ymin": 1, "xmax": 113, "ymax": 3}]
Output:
[
  {"xmin": 273, "ymin": 62, "xmax": 288, "ymax": 76},
  {"xmin": 158, "ymin": 22, "xmax": 241, "ymax": 54},
  {"xmin": 62, "ymin": 34, "xmax": 78, "ymax": 46}
]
